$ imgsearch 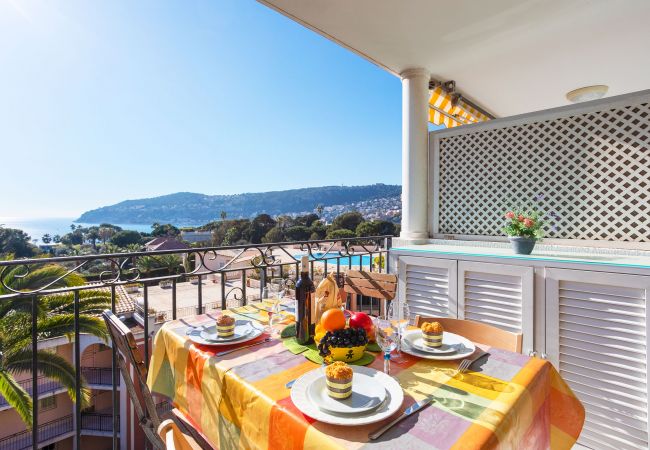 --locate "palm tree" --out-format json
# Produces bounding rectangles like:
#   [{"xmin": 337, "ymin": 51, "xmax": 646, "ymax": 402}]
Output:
[
  {"xmin": 157, "ymin": 254, "xmax": 181, "ymax": 275},
  {"xmin": 85, "ymin": 227, "xmax": 100, "ymax": 251},
  {"xmin": 220, "ymin": 211, "xmax": 227, "ymax": 221},
  {"xmin": 136, "ymin": 255, "xmax": 159, "ymax": 278},
  {"xmin": 98, "ymin": 227, "xmax": 114, "ymax": 245},
  {"xmin": 0, "ymin": 262, "xmax": 110, "ymax": 426}
]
